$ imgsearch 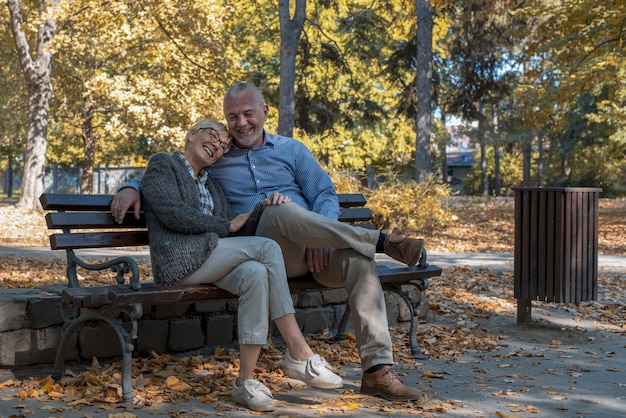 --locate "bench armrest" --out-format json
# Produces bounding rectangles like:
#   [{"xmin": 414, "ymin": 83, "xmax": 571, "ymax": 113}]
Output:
[{"xmin": 66, "ymin": 249, "xmax": 141, "ymax": 290}]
